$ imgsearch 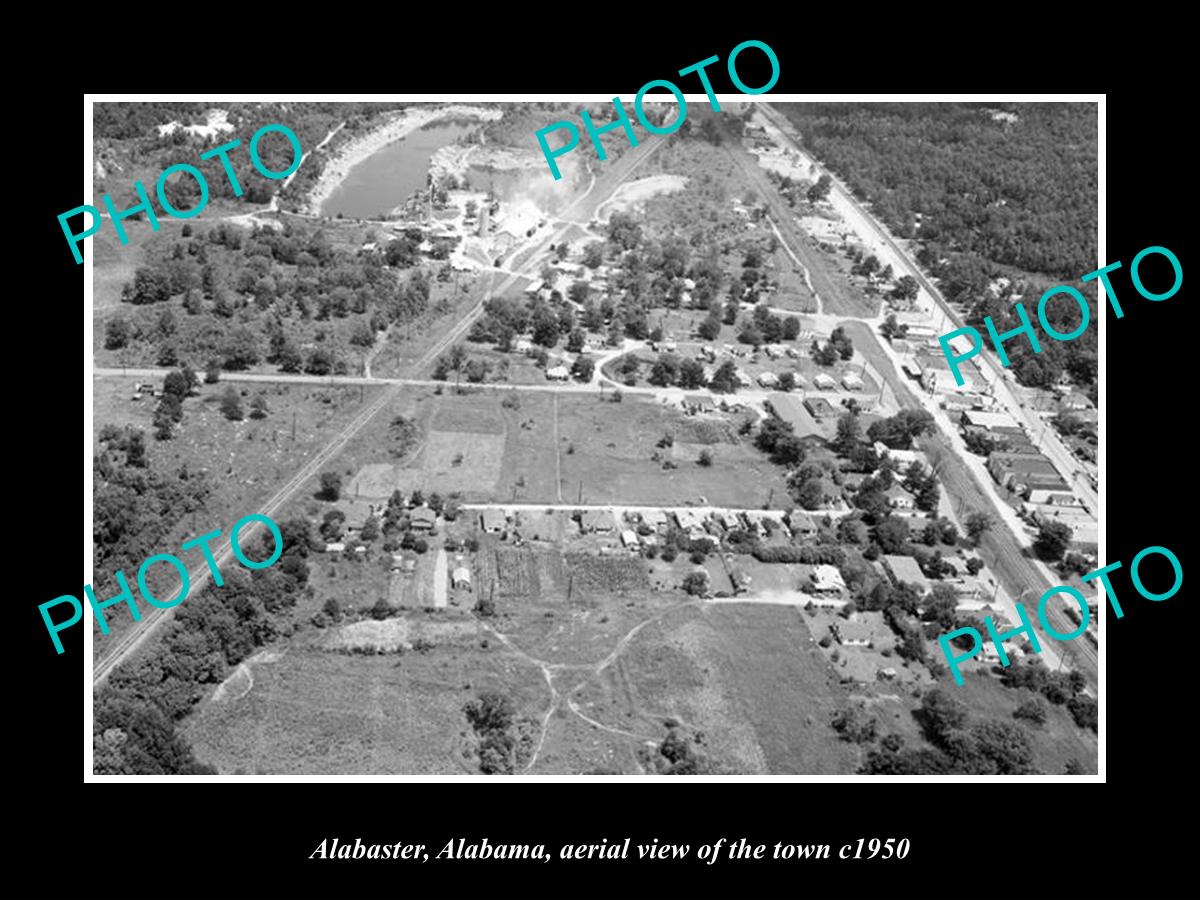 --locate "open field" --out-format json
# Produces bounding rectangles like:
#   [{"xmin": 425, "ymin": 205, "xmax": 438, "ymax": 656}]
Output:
[
  {"xmin": 312, "ymin": 386, "xmax": 561, "ymax": 507},
  {"xmin": 571, "ymin": 602, "xmax": 857, "ymax": 774},
  {"xmin": 181, "ymin": 626, "xmax": 548, "ymax": 774},
  {"xmin": 556, "ymin": 394, "xmax": 791, "ymax": 508}
]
